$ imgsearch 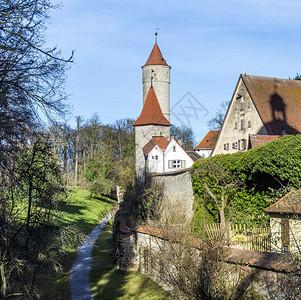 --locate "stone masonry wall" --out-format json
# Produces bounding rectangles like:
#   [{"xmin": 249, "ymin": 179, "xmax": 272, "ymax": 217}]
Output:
[
  {"xmin": 118, "ymin": 227, "xmax": 301, "ymax": 299},
  {"xmin": 151, "ymin": 169, "xmax": 194, "ymax": 222}
]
